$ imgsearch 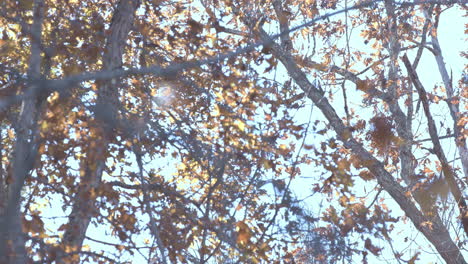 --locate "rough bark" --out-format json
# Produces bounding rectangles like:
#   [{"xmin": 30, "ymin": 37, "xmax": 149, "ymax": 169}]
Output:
[{"xmin": 57, "ymin": 0, "xmax": 141, "ymax": 263}]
